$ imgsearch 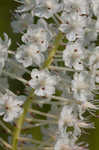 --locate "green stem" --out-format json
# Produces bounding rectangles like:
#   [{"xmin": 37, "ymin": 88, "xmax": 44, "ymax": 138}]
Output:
[
  {"xmin": 12, "ymin": 89, "xmax": 34, "ymax": 150},
  {"xmin": 29, "ymin": 108, "xmax": 57, "ymax": 119},
  {"xmin": 11, "ymin": 31, "xmax": 63, "ymax": 150},
  {"xmin": 42, "ymin": 32, "xmax": 63, "ymax": 69}
]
